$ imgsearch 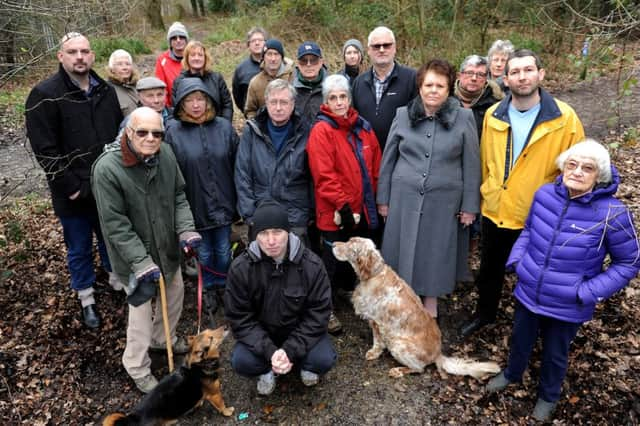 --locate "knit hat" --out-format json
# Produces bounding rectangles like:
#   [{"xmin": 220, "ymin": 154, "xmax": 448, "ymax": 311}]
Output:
[
  {"xmin": 342, "ymin": 39, "xmax": 364, "ymax": 59},
  {"xmin": 167, "ymin": 22, "xmax": 189, "ymax": 44},
  {"xmin": 264, "ymin": 39, "xmax": 284, "ymax": 58},
  {"xmin": 250, "ymin": 200, "xmax": 290, "ymax": 239},
  {"xmin": 297, "ymin": 41, "xmax": 322, "ymax": 59},
  {"xmin": 136, "ymin": 76, "xmax": 167, "ymax": 91}
]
